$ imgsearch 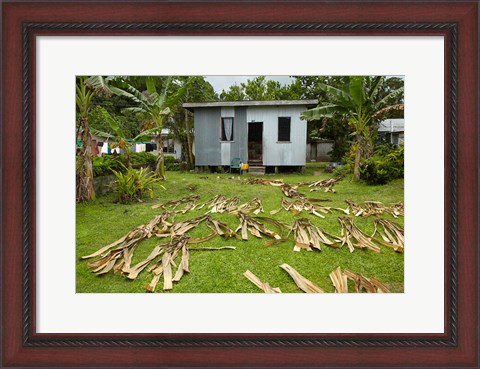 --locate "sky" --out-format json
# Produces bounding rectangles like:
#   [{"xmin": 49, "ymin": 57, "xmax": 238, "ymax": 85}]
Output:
[{"xmin": 204, "ymin": 75, "xmax": 293, "ymax": 93}]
